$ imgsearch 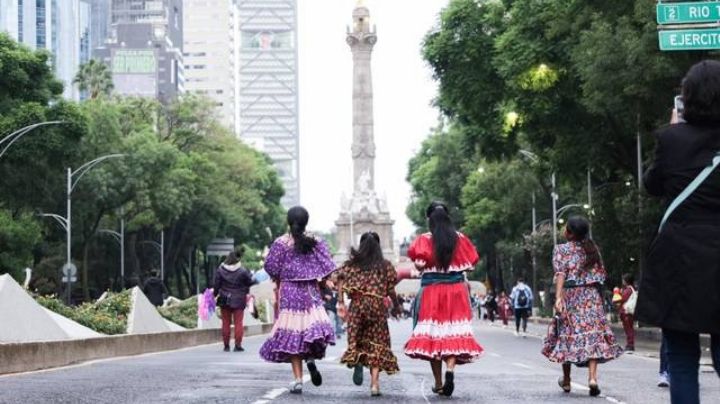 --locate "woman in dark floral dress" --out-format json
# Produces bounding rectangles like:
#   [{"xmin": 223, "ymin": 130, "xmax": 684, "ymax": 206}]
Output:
[
  {"xmin": 337, "ymin": 231, "xmax": 400, "ymax": 397},
  {"xmin": 542, "ymin": 216, "xmax": 623, "ymax": 397}
]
